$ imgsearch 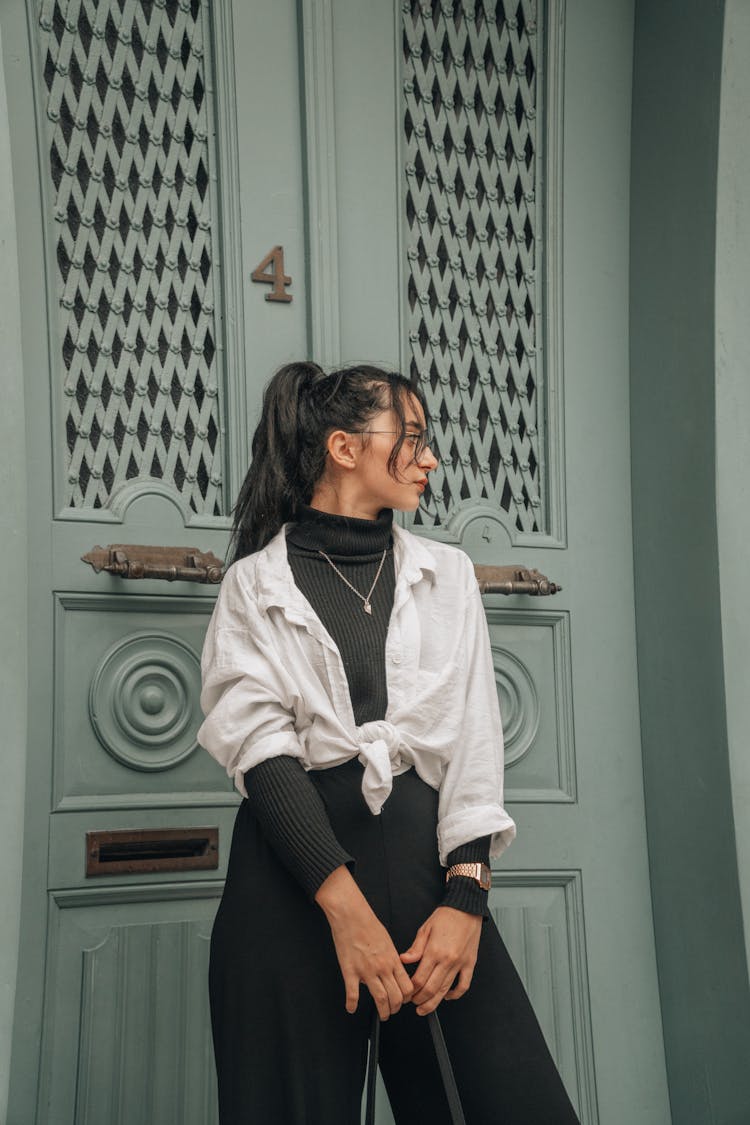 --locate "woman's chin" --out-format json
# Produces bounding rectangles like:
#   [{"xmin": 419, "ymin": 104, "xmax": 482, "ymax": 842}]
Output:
[{"xmin": 393, "ymin": 495, "xmax": 422, "ymax": 513}]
